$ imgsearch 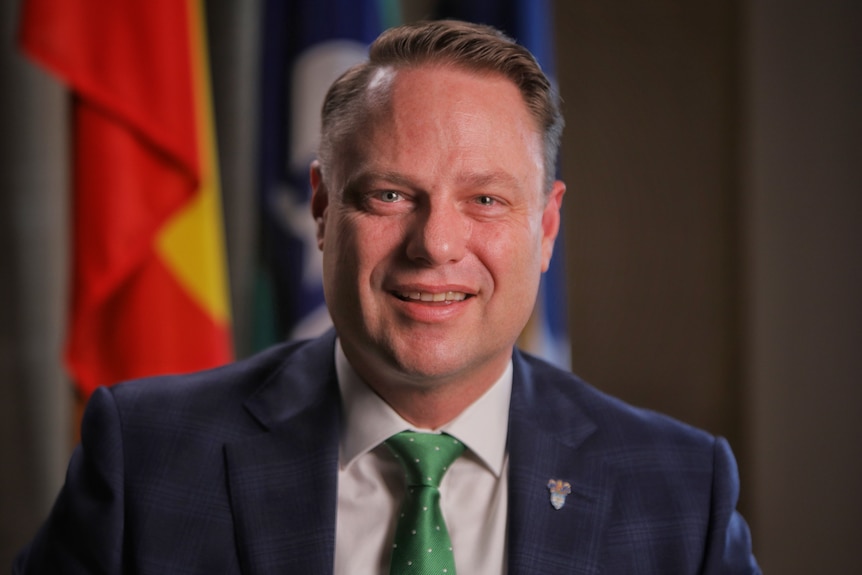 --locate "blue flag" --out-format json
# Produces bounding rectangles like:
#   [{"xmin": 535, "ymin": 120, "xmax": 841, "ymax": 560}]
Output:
[
  {"xmin": 432, "ymin": 0, "xmax": 570, "ymax": 368},
  {"xmin": 254, "ymin": 0, "xmax": 395, "ymax": 349}
]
